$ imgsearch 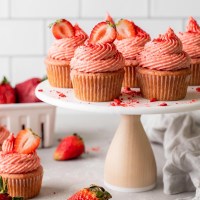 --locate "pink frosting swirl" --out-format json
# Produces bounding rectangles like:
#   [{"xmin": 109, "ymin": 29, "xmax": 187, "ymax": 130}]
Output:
[
  {"xmin": 178, "ymin": 17, "xmax": 200, "ymax": 59},
  {"xmin": 0, "ymin": 152, "xmax": 40, "ymax": 174},
  {"xmin": 138, "ymin": 28, "xmax": 190, "ymax": 71},
  {"xmin": 0, "ymin": 126, "xmax": 10, "ymax": 145},
  {"xmin": 70, "ymin": 42, "xmax": 125, "ymax": 73},
  {"xmin": 48, "ymin": 27, "xmax": 87, "ymax": 61},
  {"xmin": 115, "ymin": 25, "xmax": 150, "ymax": 60}
]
